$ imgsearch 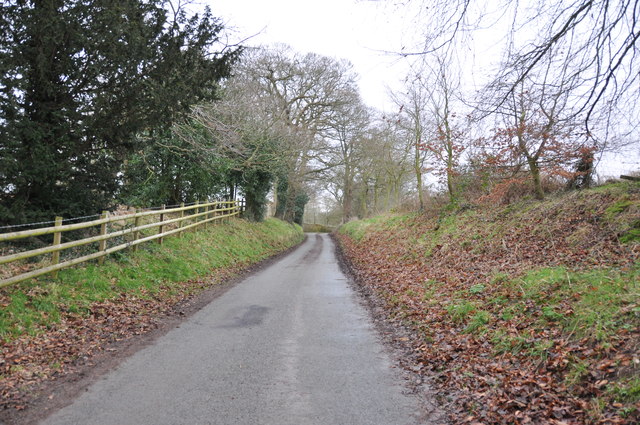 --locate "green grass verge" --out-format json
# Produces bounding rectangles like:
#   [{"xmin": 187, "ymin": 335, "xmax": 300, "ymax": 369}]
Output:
[
  {"xmin": 339, "ymin": 213, "xmax": 417, "ymax": 241},
  {"xmin": 0, "ymin": 218, "xmax": 303, "ymax": 341},
  {"xmin": 482, "ymin": 264, "xmax": 640, "ymax": 412},
  {"xmin": 512, "ymin": 266, "xmax": 639, "ymax": 341},
  {"xmin": 302, "ymin": 223, "xmax": 335, "ymax": 233},
  {"xmin": 468, "ymin": 264, "xmax": 640, "ymax": 346}
]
